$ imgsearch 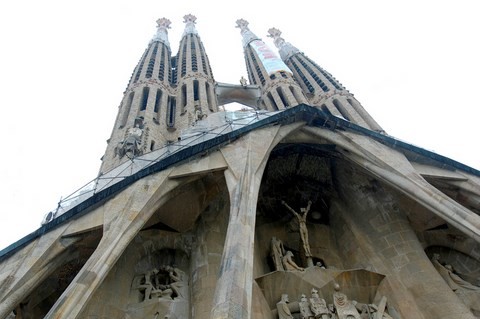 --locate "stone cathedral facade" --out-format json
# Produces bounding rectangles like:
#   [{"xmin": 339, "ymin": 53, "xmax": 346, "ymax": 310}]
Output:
[{"xmin": 1, "ymin": 15, "xmax": 480, "ymax": 319}]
